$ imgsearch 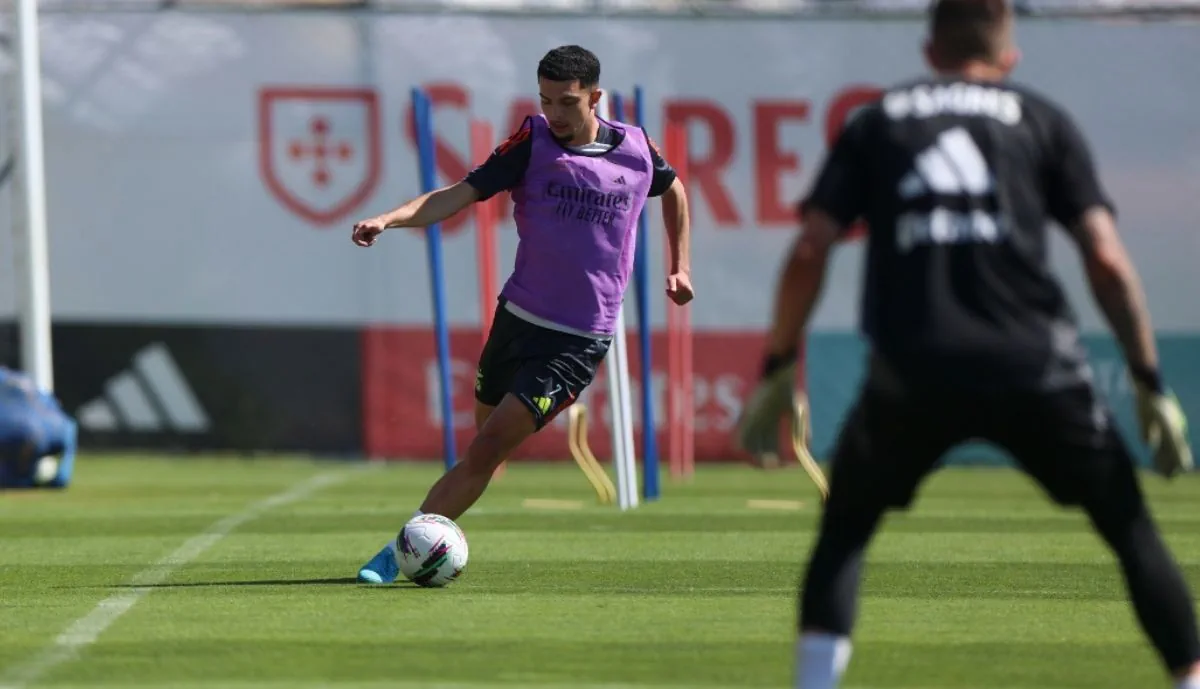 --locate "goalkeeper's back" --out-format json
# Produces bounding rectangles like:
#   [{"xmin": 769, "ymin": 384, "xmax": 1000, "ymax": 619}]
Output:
[
  {"xmin": 810, "ymin": 75, "xmax": 1114, "ymax": 394},
  {"xmin": 800, "ymin": 0, "xmax": 1178, "ymax": 469}
]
